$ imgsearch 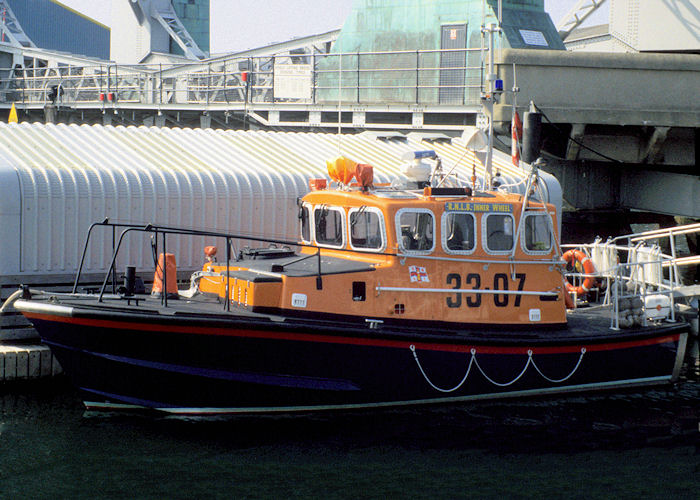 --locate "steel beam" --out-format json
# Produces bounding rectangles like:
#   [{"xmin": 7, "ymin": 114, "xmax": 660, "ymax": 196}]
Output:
[
  {"xmin": 642, "ymin": 126, "xmax": 670, "ymax": 164},
  {"xmin": 0, "ymin": 0, "xmax": 36, "ymax": 48},
  {"xmin": 557, "ymin": 0, "xmax": 608, "ymax": 41},
  {"xmin": 566, "ymin": 123, "xmax": 586, "ymax": 160},
  {"xmin": 621, "ymin": 170, "xmax": 699, "ymax": 218},
  {"xmin": 151, "ymin": 2, "xmax": 206, "ymax": 60}
]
